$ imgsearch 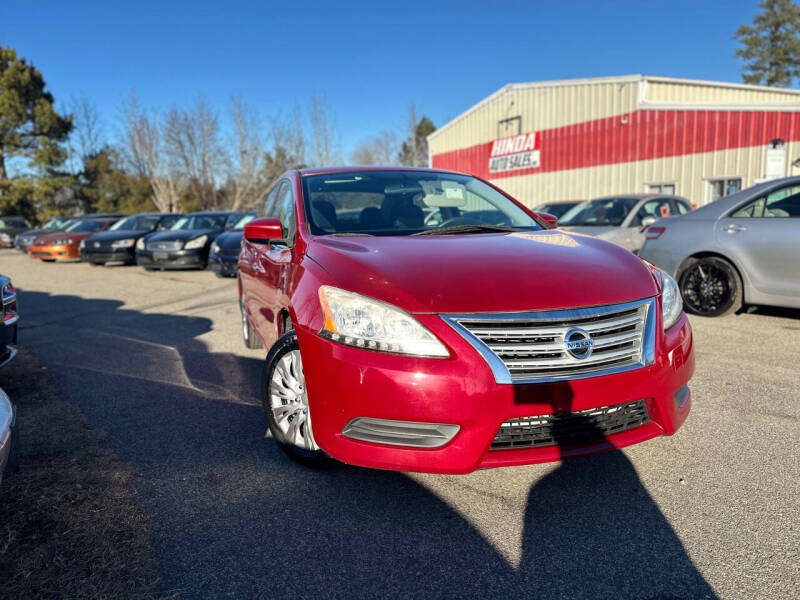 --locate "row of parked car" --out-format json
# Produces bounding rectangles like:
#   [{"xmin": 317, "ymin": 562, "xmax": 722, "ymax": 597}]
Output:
[
  {"xmin": 9, "ymin": 210, "xmax": 257, "ymax": 277},
  {"xmin": 2, "ymin": 166, "xmax": 798, "ymax": 476},
  {"xmin": 534, "ymin": 182, "xmax": 800, "ymax": 317}
]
